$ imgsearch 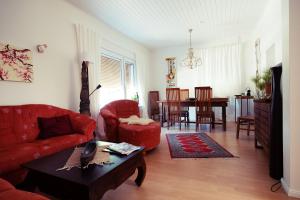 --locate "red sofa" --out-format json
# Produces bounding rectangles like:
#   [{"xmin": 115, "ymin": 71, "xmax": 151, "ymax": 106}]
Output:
[
  {"xmin": 0, "ymin": 104, "xmax": 96, "ymax": 185},
  {"xmin": 0, "ymin": 178, "xmax": 49, "ymax": 200},
  {"xmin": 100, "ymin": 100, "xmax": 161, "ymax": 151}
]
